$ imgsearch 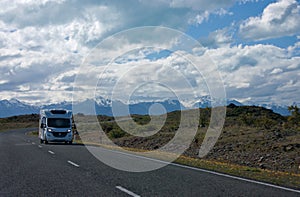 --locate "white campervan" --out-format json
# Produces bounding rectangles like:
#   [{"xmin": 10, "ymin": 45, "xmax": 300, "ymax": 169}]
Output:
[{"xmin": 39, "ymin": 109, "xmax": 73, "ymax": 144}]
